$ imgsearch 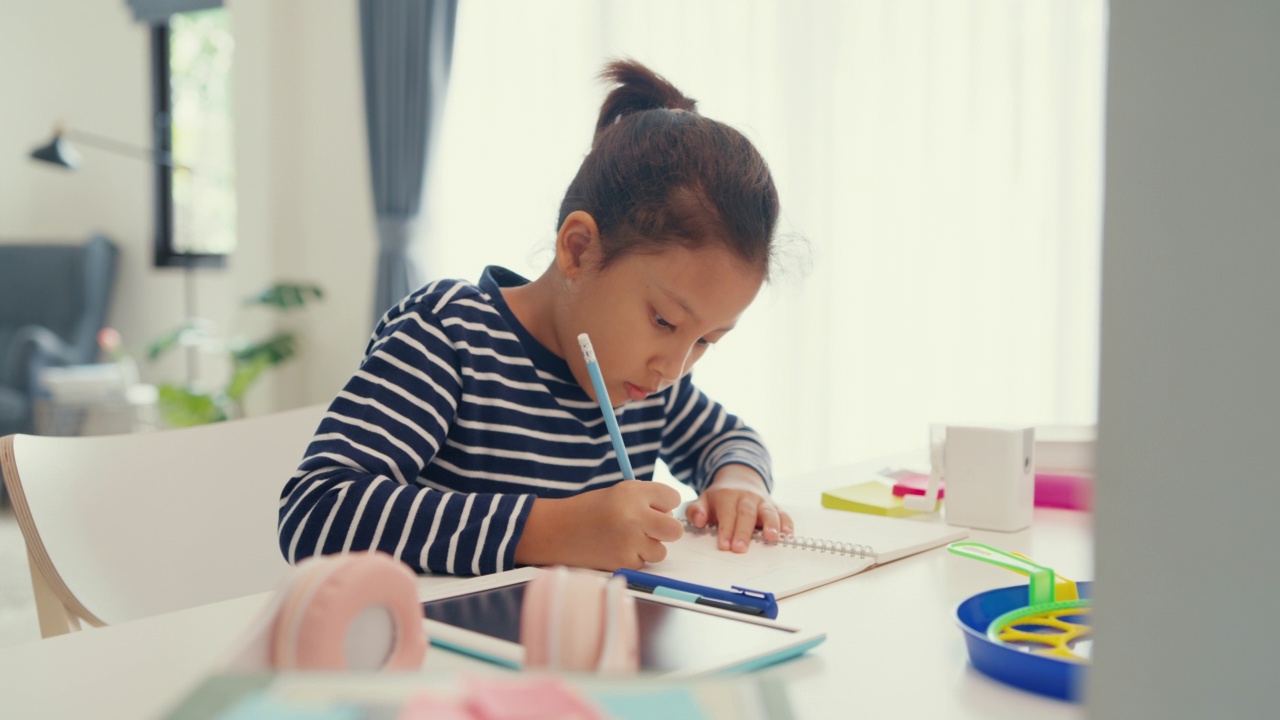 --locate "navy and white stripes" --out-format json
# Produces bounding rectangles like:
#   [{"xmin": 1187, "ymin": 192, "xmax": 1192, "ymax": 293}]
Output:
[{"xmin": 278, "ymin": 265, "xmax": 773, "ymax": 576}]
